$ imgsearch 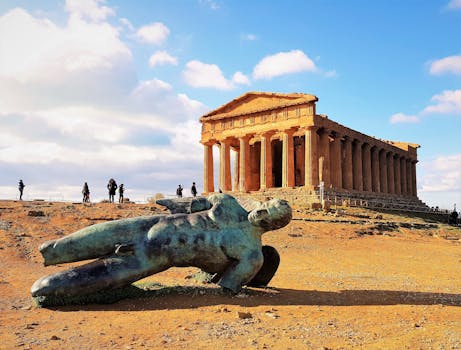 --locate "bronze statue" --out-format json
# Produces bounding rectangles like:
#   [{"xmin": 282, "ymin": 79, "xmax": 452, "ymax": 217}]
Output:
[{"xmin": 31, "ymin": 194, "xmax": 291, "ymax": 298}]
